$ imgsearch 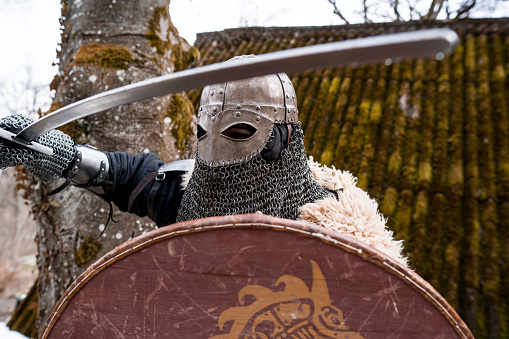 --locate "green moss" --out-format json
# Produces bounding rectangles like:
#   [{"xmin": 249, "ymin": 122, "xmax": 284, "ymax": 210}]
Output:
[
  {"xmin": 392, "ymin": 189, "xmax": 413, "ymax": 244},
  {"xmin": 146, "ymin": 6, "xmax": 174, "ymax": 55},
  {"xmin": 387, "ymin": 147, "xmax": 402, "ymax": 181},
  {"xmin": 463, "ymin": 42, "xmax": 480, "ymax": 208},
  {"xmin": 256, "ymin": 37, "xmax": 277, "ymax": 55},
  {"xmin": 447, "ymin": 42, "xmax": 465, "ymax": 197},
  {"xmin": 408, "ymin": 190, "xmax": 428, "ymax": 277},
  {"xmin": 299, "ymin": 75, "xmax": 323, "ymax": 144},
  {"xmin": 432, "ymin": 128, "xmax": 448, "ymax": 192},
  {"xmin": 167, "ymin": 93, "xmax": 195, "ymax": 153},
  {"xmin": 332, "ymin": 122, "xmax": 352, "ymax": 168},
  {"xmin": 448, "ymin": 162, "xmax": 464, "ymax": 195},
  {"xmin": 417, "ymin": 161, "xmax": 432, "ymax": 188},
  {"xmin": 476, "ymin": 37, "xmax": 496, "ymax": 202},
  {"xmin": 146, "ymin": 6, "xmax": 199, "ymax": 71},
  {"xmin": 333, "ymin": 69, "xmax": 365, "ymax": 170},
  {"xmin": 311, "ymin": 74, "xmax": 341, "ymax": 158},
  {"xmin": 349, "ymin": 95, "xmax": 373, "ymax": 174},
  {"xmin": 463, "ymin": 198, "xmax": 480, "ymax": 289},
  {"xmin": 171, "ymin": 42, "xmax": 200, "ymax": 72},
  {"xmin": 74, "ymin": 235, "xmax": 102, "ymax": 267},
  {"xmin": 428, "ymin": 193, "xmax": 447, "ymax": 292},
  {"xmin": 306, "ymin": 71, "xmax": 332, "ymax": 151},
  {"xmin": 464, "ymin": 85, "xmax": 479, "ymax": 199},
  {"xmin": 380, "ymin": 186, "xmax": 398, "ymax": 218},
  {"xmin": 369, "ymin": 100, "xmax": 382, "ymax": 124},
  {"xmin": 442, "ymin": 199, "xmax": 461, "ymax": 307},
  {"xmin": 490, "ymin": 36, "xmax": 509, "ymax": 202},
  {"xmin": 370, "ymin": 64, "xmax": 400, "ymax": 197},
  {"xmin": 74, "ymin": 42, "xmax": 133, "ymax": 69},
  {"xmin": 360, "ymin": 65, "xmax": 388, "ymax": 195},
  {"xmin": 451, "ymin": 41, "xmax": 465, "ymax": 81},
  {"xmin": 320, "ymin": 70, "xmax": 352, "ymax": 165},
  {"xmin": 401, "ymin": 59, "xmax": 413, "ymax": 81},
  {"xmin": 479, "ymin": 198, "xmax": 500, "ymax": 339}
]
